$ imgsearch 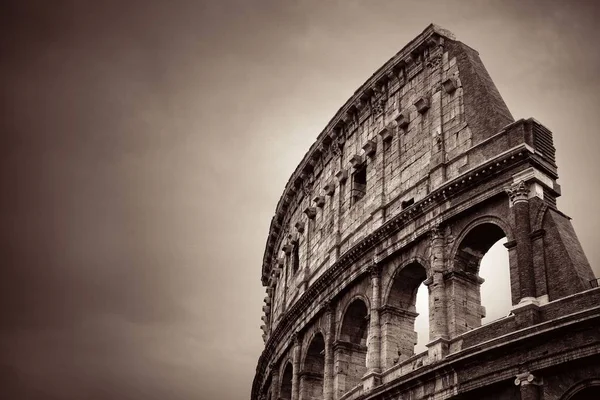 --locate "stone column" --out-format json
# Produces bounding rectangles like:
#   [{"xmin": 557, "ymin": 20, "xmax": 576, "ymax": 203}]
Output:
[
  {"xmin": 506, "ymin": 181, "xmax": 536, "ymax": 301},
  {"xmin": 270, "ymin": 363, "xmax": 280, "ymax": 400},
  {"xmin": 363, "ymin": 263, "xmax": 382, "ymax": 390},
  {"xmin": 322, "ymin": 302, "xmax": 335, "ymax": 400},
  {"xmin": 426, "ymin": 226, "xmax": 449, "ymax": 362},
  {"xmin": 514, "ymin": 372, "xmax": 542, "ymax": 400},
  {"xmin": 292, "ymin": 332, "xmax": 302, "ymax": 400}
]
